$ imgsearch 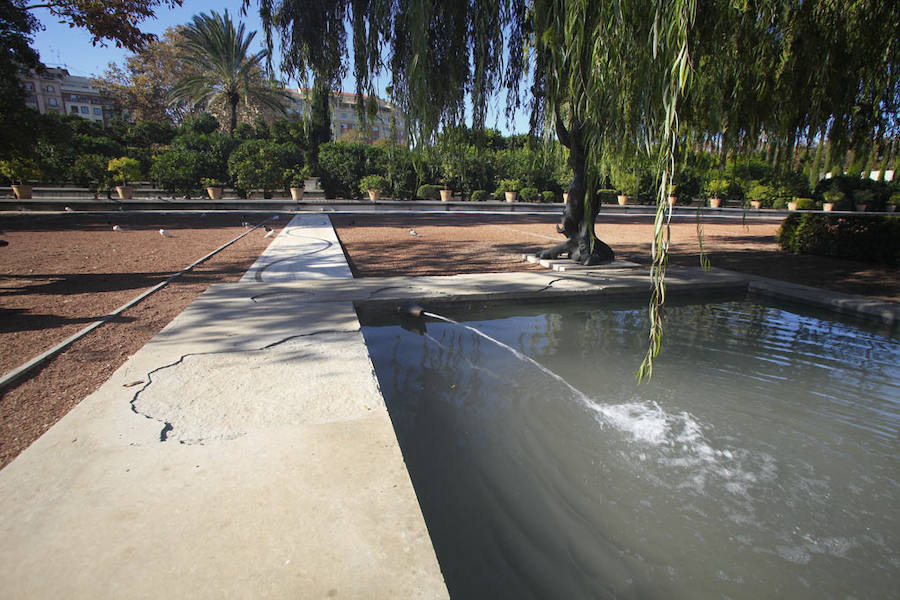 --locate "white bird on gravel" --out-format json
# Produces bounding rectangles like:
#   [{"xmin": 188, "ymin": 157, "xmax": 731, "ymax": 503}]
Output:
[
  {"xmin": 159, "ymin": 228, "xmax": 174, "ymax": 237},
  {"xmin": 64, "ymin": 206, "xmax": 74, "ymax": 212},
  {"xmin": 112, "ymin": 224, "xmax": 122, "ymax": 231},
  {"xmin": 409, "ymin": 229, "xmax": 419, "ymax": 236},
  {"xmin": 265, "ymin": 228, "xmax": 277, "ymax": 238}
]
